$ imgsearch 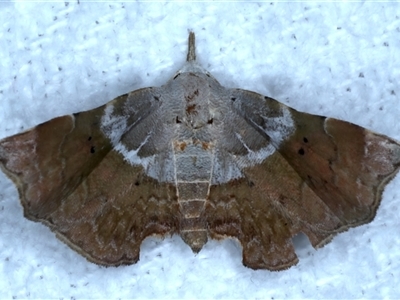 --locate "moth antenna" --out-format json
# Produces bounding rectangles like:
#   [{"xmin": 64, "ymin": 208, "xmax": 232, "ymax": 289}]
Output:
[{"xmin": 187, "ymin": 31, "xmax": 196, "ymax": 62}]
